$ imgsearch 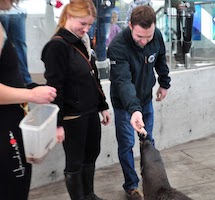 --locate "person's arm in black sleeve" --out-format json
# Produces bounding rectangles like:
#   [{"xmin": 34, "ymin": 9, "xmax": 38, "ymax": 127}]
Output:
[
  {"xmin": 41, "ymin": 40, "xmax": 69, "ymax": 127},
  {"xmin": 108, "ymin": 45, "xmax": 142, "ymax": 115}
]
